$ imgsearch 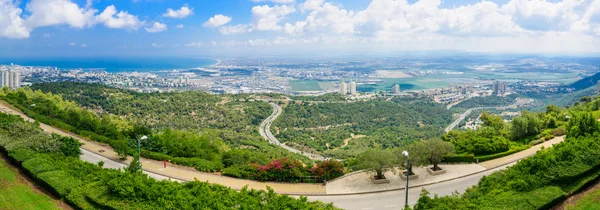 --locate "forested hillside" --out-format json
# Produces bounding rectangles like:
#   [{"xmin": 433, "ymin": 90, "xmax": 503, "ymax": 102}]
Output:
[
  {"xmin": 568, "ymin": 71, "xmax": 600, "ymax": 91},
  {"xmin": 6, "ymin": 83, "xmax": 343, "ymax": 182},
  {"xmin": 273, "ymin": 96, "xmax": 453, "ymax": 159}
]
